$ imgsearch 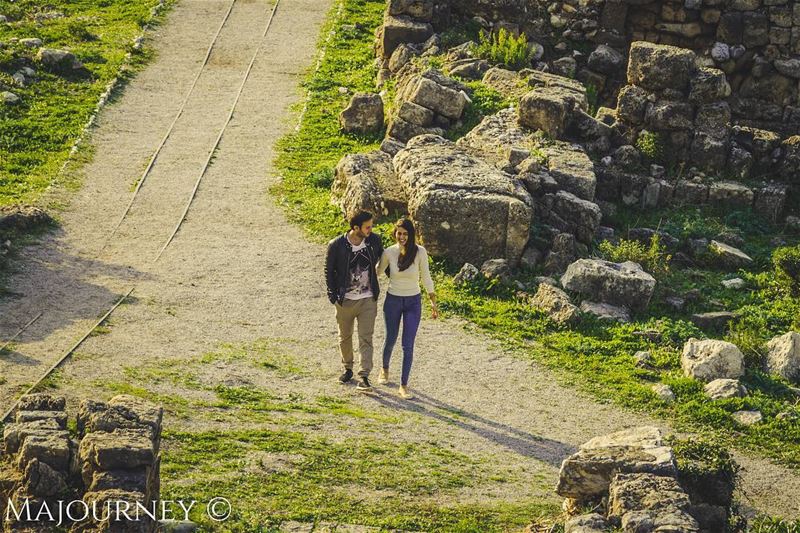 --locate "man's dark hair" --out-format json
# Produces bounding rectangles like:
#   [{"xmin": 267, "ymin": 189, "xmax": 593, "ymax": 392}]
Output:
[{"xmin": 349, "ymin": 210, "xmax": 374, "ymax": 230}]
